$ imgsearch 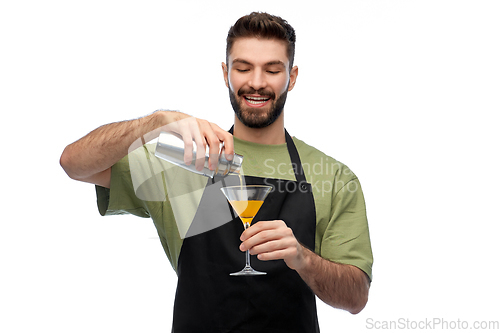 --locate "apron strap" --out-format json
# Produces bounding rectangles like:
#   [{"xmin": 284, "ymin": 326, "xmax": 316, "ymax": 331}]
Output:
[
  {"xmin": 228, "ymin": 126, "xmax": 307, "ymax": 183},
  {"xmin": 284, "ymin": 129, "xmax": 307, "ymax": 184}
]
